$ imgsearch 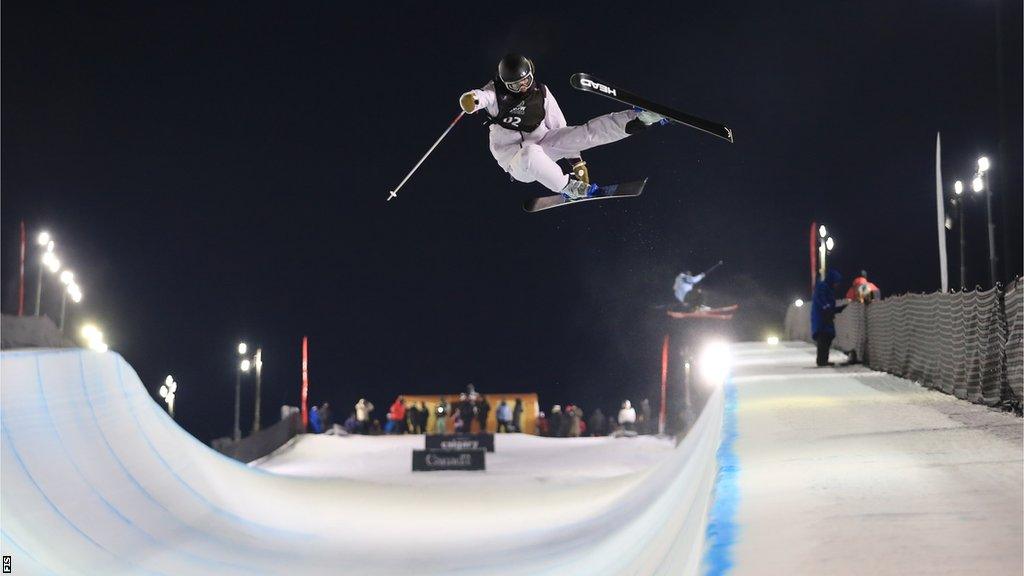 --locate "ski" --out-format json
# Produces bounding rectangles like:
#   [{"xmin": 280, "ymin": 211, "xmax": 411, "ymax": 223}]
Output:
[
  {"xmin": 666, "ymin": 304, "xmax": 739, "ymax": 320},
  {"xmin": 570, "ymin": 73, "xmax": 733, "ymax": 143},
  {"xmin": 524, "ymin": 178, "xmax": 647, "ymax": 213},
  {"xmin": 666, "ymin": 311, "xmax": 735, "ymax": 320}
]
